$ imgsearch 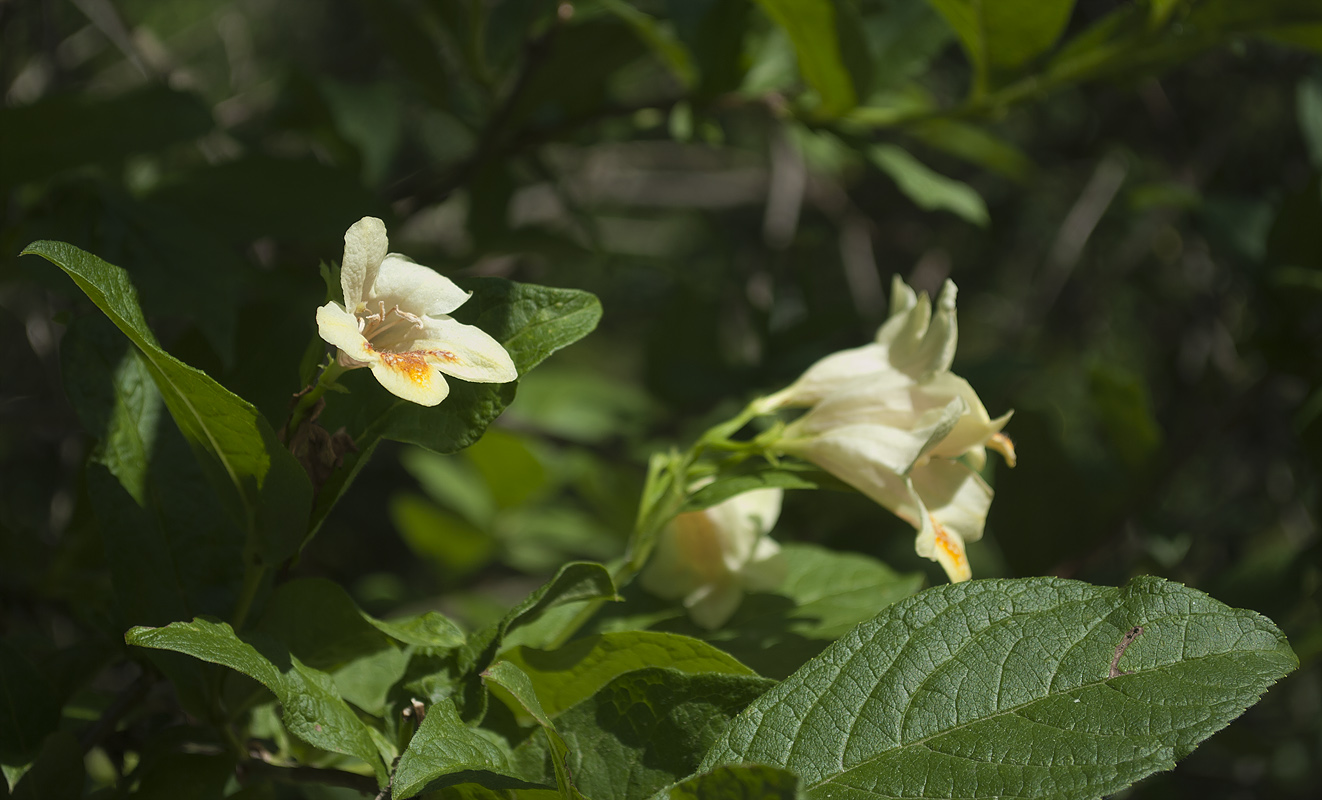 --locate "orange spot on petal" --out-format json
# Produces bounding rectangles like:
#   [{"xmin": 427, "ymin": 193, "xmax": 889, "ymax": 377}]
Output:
[
  {"xmin": 930, "ymin": 516, "xmax": 969, "ymax": 580},
  {"xmin": 374, "ymin": 348, "xmax": 434, "ymax": 387}
]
